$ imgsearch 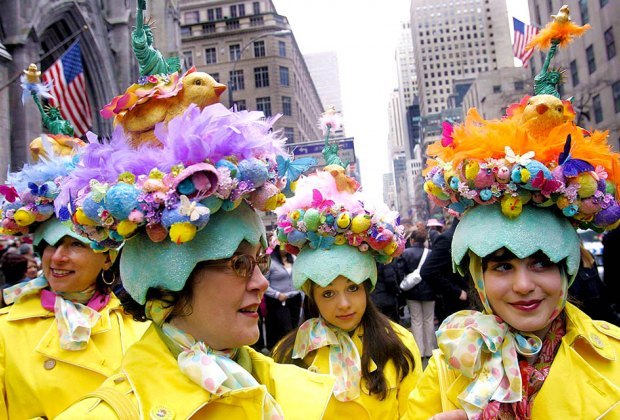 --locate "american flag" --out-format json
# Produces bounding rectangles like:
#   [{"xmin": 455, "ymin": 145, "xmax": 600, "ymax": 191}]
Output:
[
  {"xmin": 512, "ymin": 18, "xmax": 539, "ymax": 68},
  {"xmin": 42, "ymin": 41, "xmax": 92, "ymax": 137}
]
